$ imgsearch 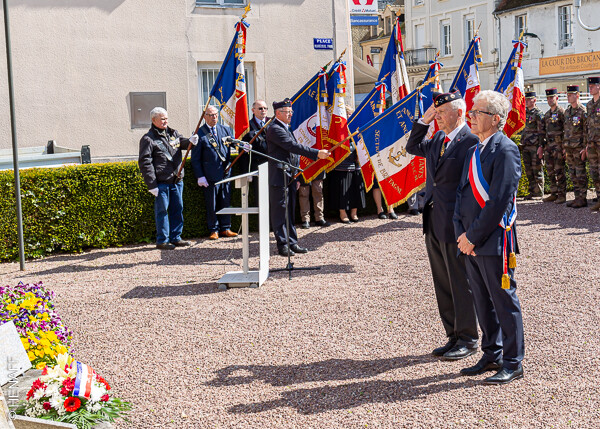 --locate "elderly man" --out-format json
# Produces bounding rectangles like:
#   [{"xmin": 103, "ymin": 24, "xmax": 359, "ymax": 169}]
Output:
[
  {"xmin": 139, "ymin": 107, "xmax": 198, "ymax": 250},
  {"xmin": 266, "ymin": 98, "xmax": 328, "ymax": 257},
  {"xmin": 191, "ymin": 106, "xmax": 238, "ymax": 240},
  {"xmin": 454, "ymin": 90, "xmax": 524, "ymax": 385},
  {"xmin": 241, "ymin": 100, "xmax": 270, "ymax": 206},
  {"xmin": 406, "ymin": 90, "xmax": 479, "ymax": 361}
]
